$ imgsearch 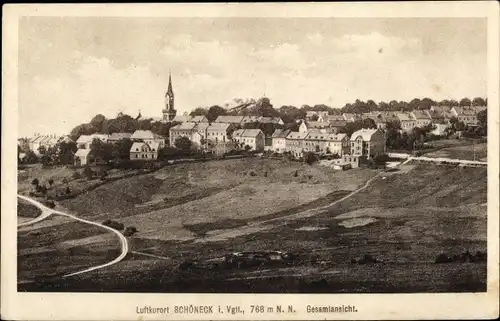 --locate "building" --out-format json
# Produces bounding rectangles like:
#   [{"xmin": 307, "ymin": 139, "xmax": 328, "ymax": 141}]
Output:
[
  {"xmin": 342, "ymin": 113, "xmax": 361, "ymax": 123},
  {"xmin": 214, "ymin": 115, "xmax": 246, "ymax": 126},
  {"xmin": 172, "ymin": 115, "xmax": 192, "ymax": 123},
  {"xmin": 130, "ymin": 130, "xmax": 165, "ymax": 148},
  {"xmin": 214, "ymin": 141, "xmax": 236, "ymax": 156},
  {"xmin": 241, "ymin": 116, "xmax": 263, "ymax": 125},
  {"xmin": 271, "ymin": 129, "xmax": 291, "ymax": 153},
  {"xmin": 162, "ymin": 72, "xmax": 177, "ymax": 122},
  {"xmin": 206, "ymin": 122, "xmax": 234, "ymax": 145},
  {"xmin": 108, "ymin": 132, "xmax": 132, "ymax": 144},
  {"xmin": 76, "ymin": 134, "xmax": 108, "ymax": 150},
  {"xmin": 169, "ymin": 122, "xmax": 197, "ymax": 147},
  {"xmin": 130, "ymin": 141, "xmax": 160, "ymax": 161},
  {"xmin": 328, "ymin": 120, "xmax": 347, "ymax": 133},
  {"xmin": 74, "ymin": 148, "xmax": 93, "ymax": 166},
  {"xmin": 428, "ymin": 106, "xmax": 454, "ymax": 124},
  {"xmin": 411, "ymin": 110, "xmax": 432, "ymax": 128},
  {"xmin": 259, "ymin": 117, "xmax": 284, "ymax": 125},
  {"xmin": 430, "ymin": 123, "xmax": 449, "ymax": 136},
  {"xmin": 285, "ymin": 131, "xmax": 308, "ymax": 158},
  {"xmin": 306, "ymin": 110, "xmax": 328, "ymax": 121},
  {"xmin": 350, "ymin": 128, "xmax": 385, "ymax": 158},
  {"xmin": 232, "ymin": 129, "xmax": 265, "ymax": 151},
  {"xmin": 190, "ymin": 115, "xmax": 209, "ymax": 123},
  {"xmin": 450, "ymin": 106, "xmax": 480, "ymax": 126},
  {"xmin": 28, "ymin": 134, "xmax": 60, "ymax": 154},
  {"xmin": 395, "ymin": 112, "xmax": 416, "ymax": 132}
]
